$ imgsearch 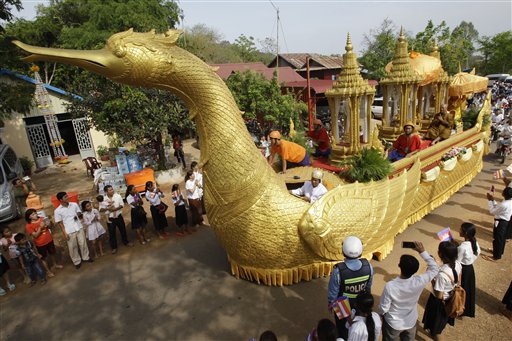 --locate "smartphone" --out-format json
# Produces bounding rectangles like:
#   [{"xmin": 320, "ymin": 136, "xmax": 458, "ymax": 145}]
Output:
[{"xmin": 402, "ymin": 241, "xmax": 416, "ymax": 249}]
